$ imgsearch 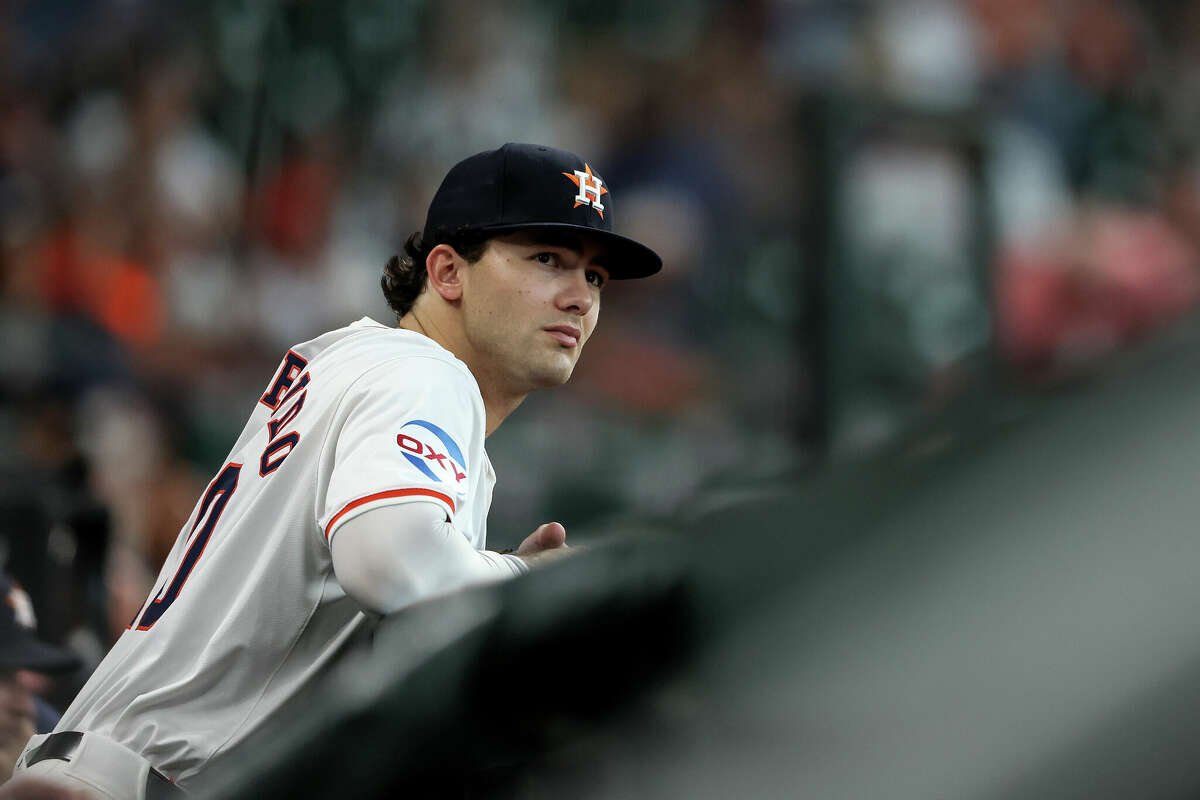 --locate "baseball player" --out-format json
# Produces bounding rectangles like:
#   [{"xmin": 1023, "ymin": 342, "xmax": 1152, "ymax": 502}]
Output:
[{"xmin": 12, "ymin": 143, "xmax": 661, "ymax": 797}]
